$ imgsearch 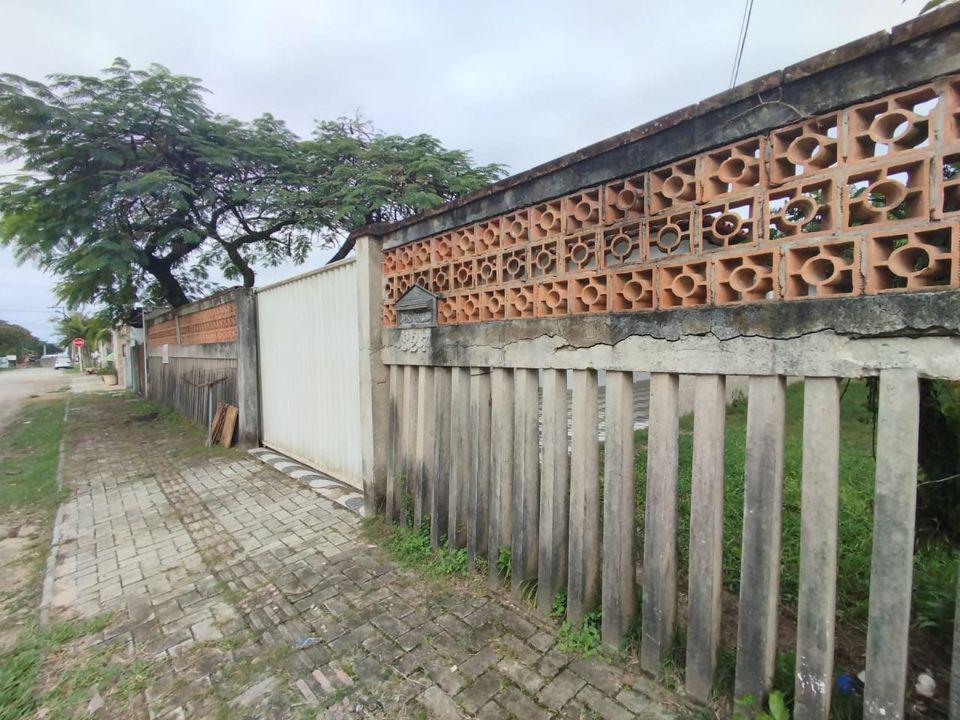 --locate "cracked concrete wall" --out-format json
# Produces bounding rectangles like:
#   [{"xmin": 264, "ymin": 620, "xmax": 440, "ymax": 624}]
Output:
[{"xmin": 382, "ymin": 291, "xmax": 960, "ymax": 380}]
